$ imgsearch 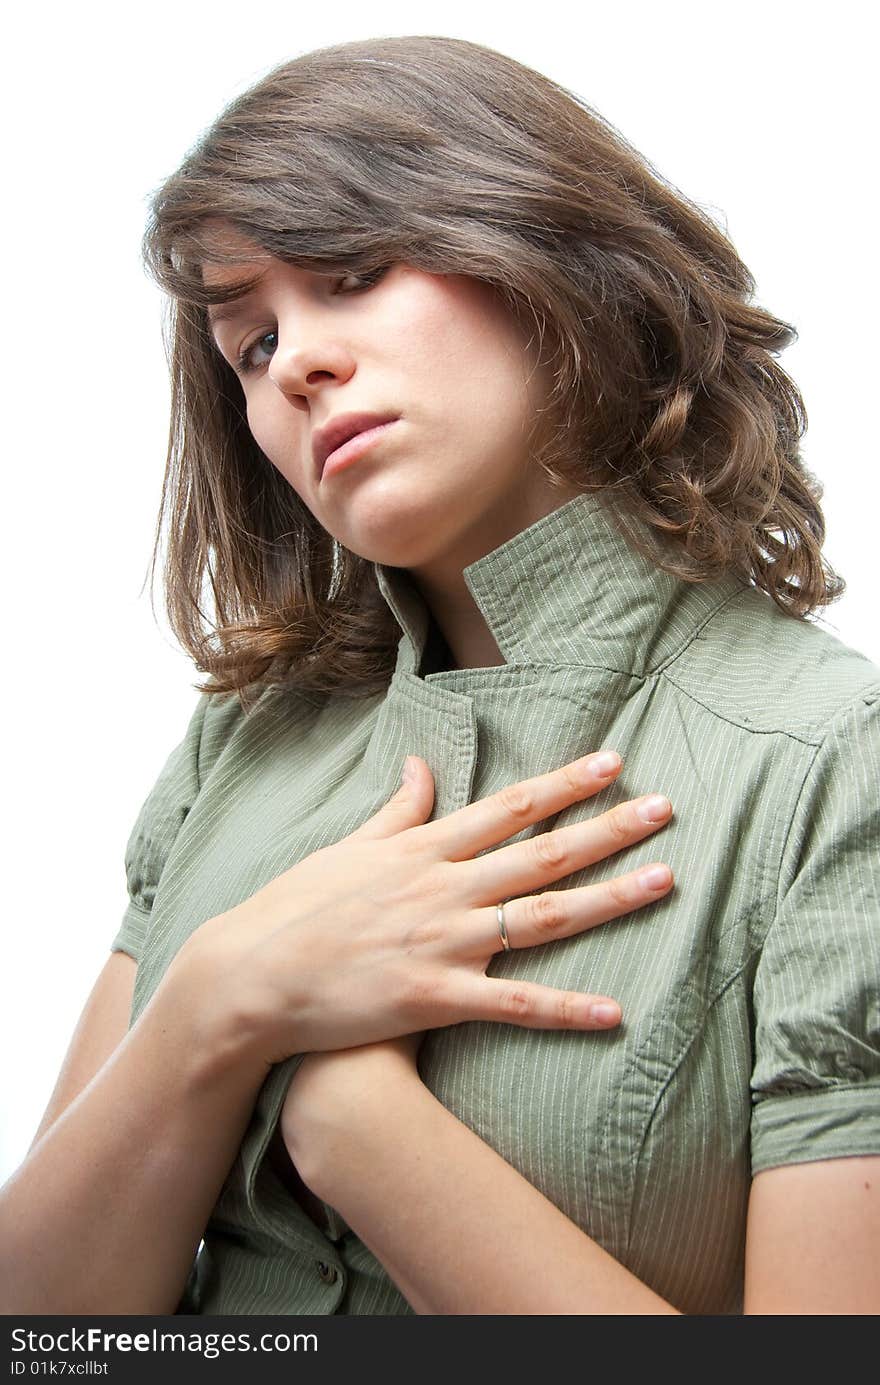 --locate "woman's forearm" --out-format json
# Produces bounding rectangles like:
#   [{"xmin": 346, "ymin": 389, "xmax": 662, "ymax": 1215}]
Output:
[
  {"xmin": 0, "ymin": 960, "xmax": 268, "ymax": 1315},
  {"xmin": 290, "ymin": 1056, "xmax": 680, "ymax": 1316}
]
